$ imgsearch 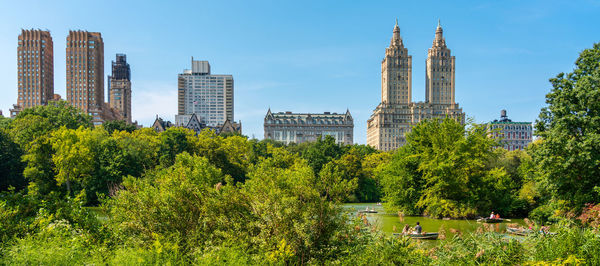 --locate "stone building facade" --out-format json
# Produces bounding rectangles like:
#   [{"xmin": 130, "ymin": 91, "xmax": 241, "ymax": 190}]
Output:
[
  {"xmin": 11, "ymin": 29, "xmax": 54, "ymax": 117},
  {"xmin": 108, "ymin": 54, "xmax": 132, "ymax": 124},
  {"xmin": 264, "ymin": 109, "xmax": 353, "ymax": 145},
  {"xmin": 488, "ymin": 110, "xmax": 533, "ymax": 151},
  {"xmin": 367, "ymin": 21, "xmax": 465, "ymax": 151}
]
